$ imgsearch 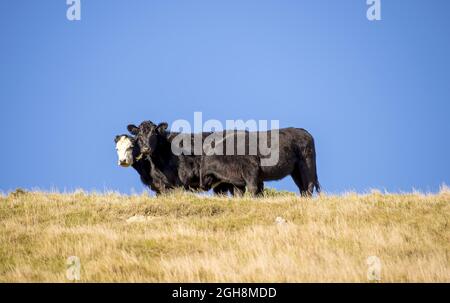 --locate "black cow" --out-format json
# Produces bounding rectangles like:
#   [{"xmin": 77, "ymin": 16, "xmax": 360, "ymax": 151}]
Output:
[
  {"xmin": 200, "ymin": 128, "xmax": 320, "ymax": 196},
  {"xmin": 115, "ymin": 134, "xmax": 235, "ymax": 195},
  {"xmin": 200, "ymin": 155, "xmax": 264, "ymax": 196},
  {"xmin": 126, "ymin": 122, "xmax": 243, "ymax": 195},
  {"xmin": 132, "ymin": 122, "xmax": 320, "ymax": 197}
]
